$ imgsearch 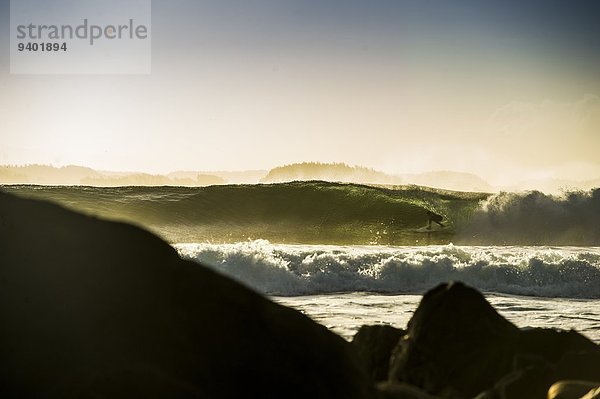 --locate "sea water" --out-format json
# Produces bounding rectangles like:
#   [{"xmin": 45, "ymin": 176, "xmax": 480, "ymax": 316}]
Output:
[
  {"xmin": 274, "ymin": 293, "xmax": 600, "ymax": 342},
  {"xmin": 176, "ymin": 241, "xmax": 600, "ymax": 343}
]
